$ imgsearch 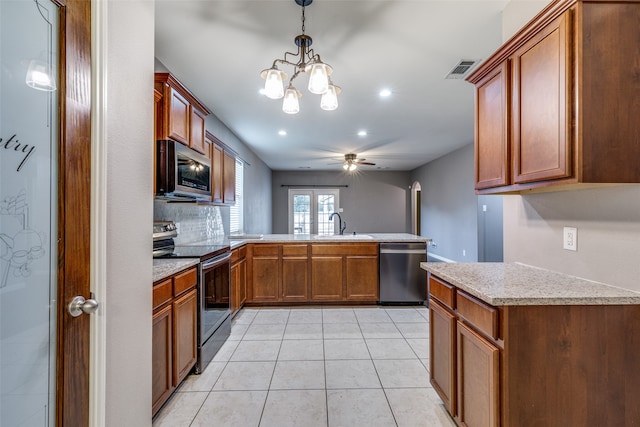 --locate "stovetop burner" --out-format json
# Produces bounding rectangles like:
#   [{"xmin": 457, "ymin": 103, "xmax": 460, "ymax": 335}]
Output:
[{"xmin": 155, "ymin": 244, "xmax": 230, "ymax": 261}]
